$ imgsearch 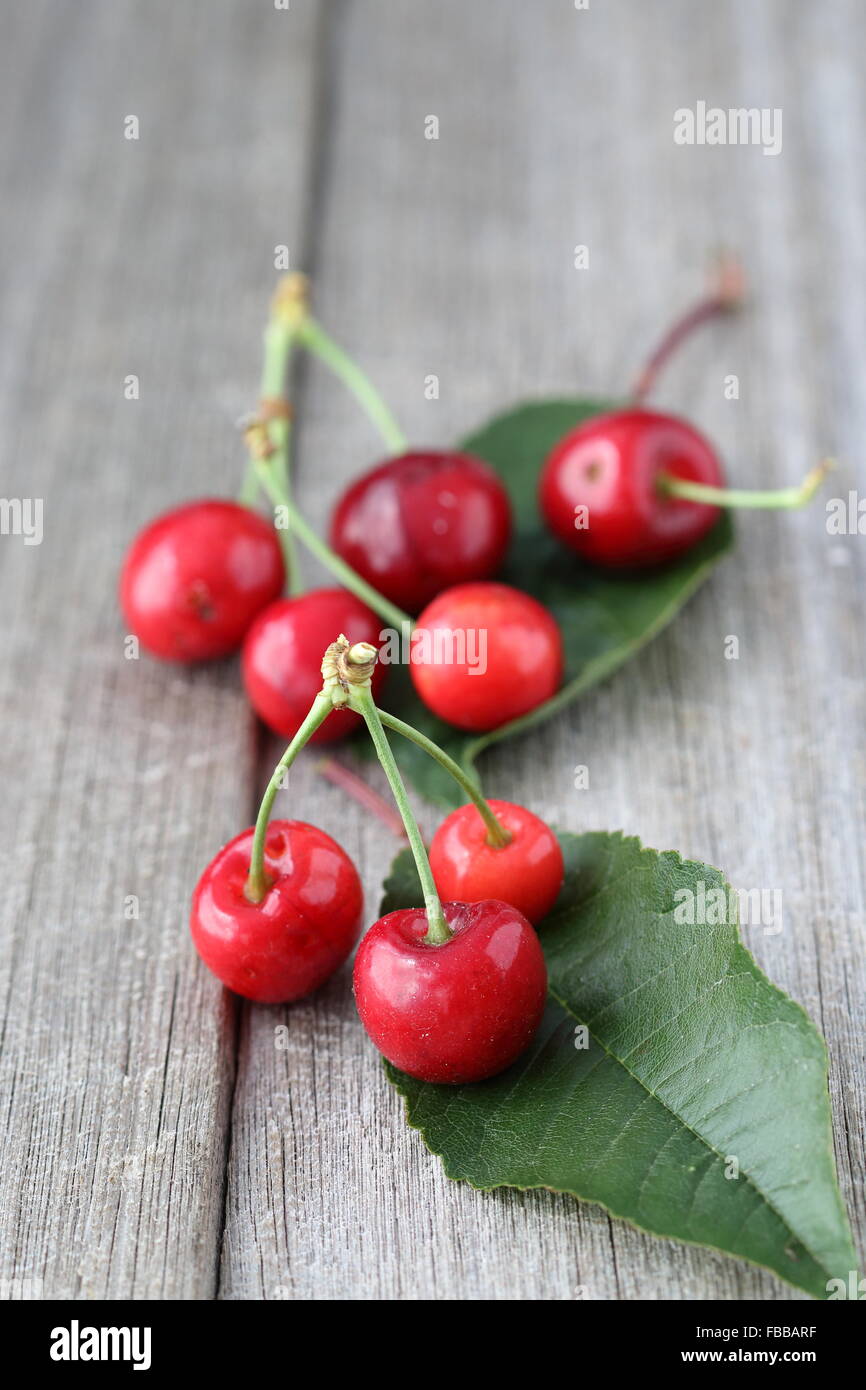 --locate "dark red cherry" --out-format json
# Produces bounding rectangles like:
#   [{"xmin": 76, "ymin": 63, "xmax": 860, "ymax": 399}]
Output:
[
  {"xmin": 191, "ymin": 820, "xmax": 363, "ymax": 1003},
  {"xmin": 540, "ymin": 408, "xmax": 723, "ymax": 567},
  {"xmin": 242, "ymin": 588, "xmax": 386, "ymax": 744},
  {"xmin": 410, "ymin": 582, "xmax": 563, "ymax": 732},
  {"xmin": 120, "ymin": 499, "xmax": 284, "ymax": 662},
  {"xmin": 353, "ymin": 899, "xmax": 547, "ymax": 1084},
  {"xmin": 330, "ymin": 450, "xmax": 512, "ymax": 613}
]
